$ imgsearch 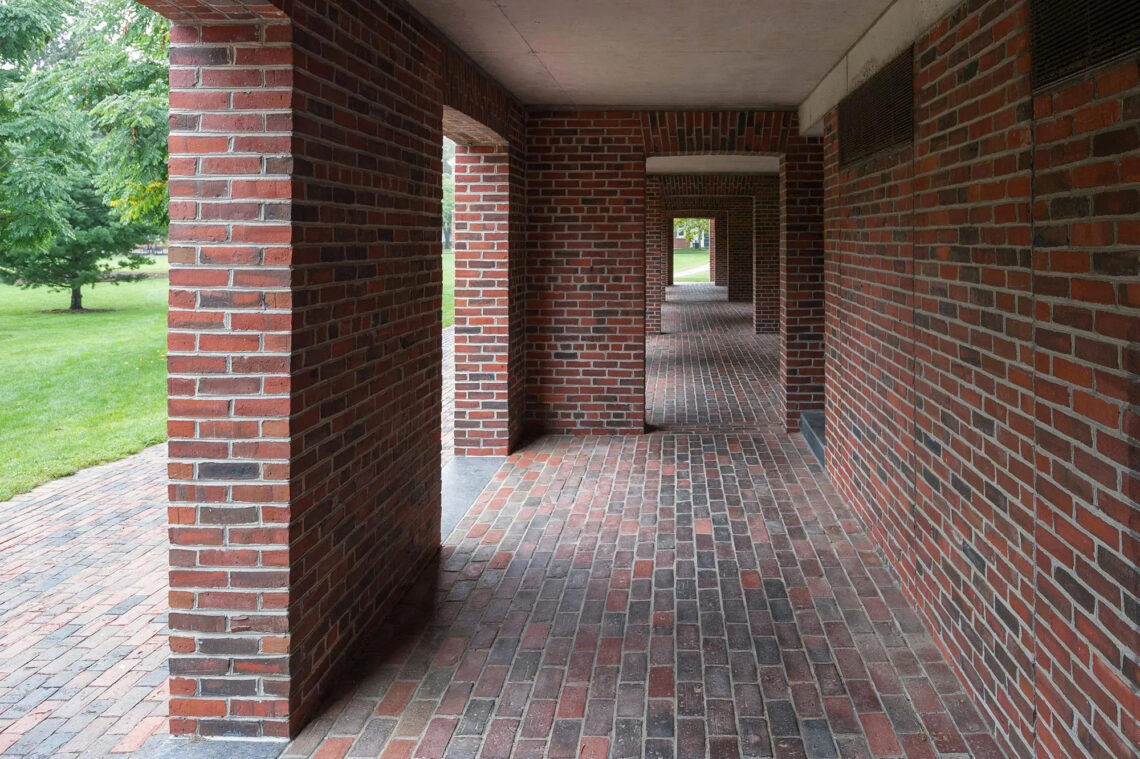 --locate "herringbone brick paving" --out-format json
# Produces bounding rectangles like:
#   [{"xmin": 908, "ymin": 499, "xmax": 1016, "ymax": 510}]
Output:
[{"xmin": 283, "ymin": 287, "xmax": 1003, "ymax": 758}]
